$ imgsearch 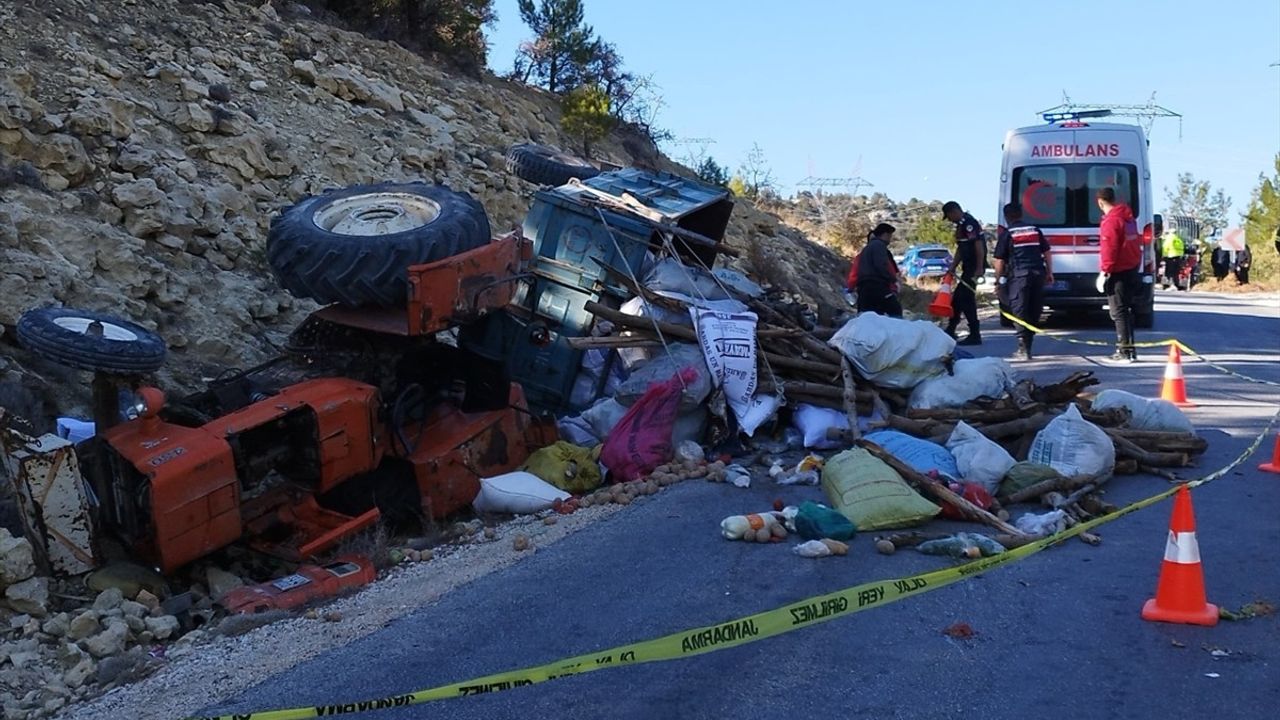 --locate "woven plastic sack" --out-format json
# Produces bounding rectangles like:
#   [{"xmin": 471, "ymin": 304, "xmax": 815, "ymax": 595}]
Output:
[
  {"xmin": 945, "ymin": 421, "xmax": 1016, "ymax": 494},
  {"xmin": 821, "ymin": 448, "xmax": 941, "ymax": 531},
  {"xmin": 1092, "ymin": 389, "xmax": 1194, "ymax": 434},
  {"xmin": 864, "ymin": 429, "xmax": 959, "ymax": 481},
  {"xmin": 909, "ymin": 357, "xmax": 1017, "ymax": 410},
  {"xmin": 999, "ymin": 462, "xmax": 1063, "ymax": 499},
  {"xmin": 1028, "ymin": 404, "xmax": 1116, "ymax": 478},
  {"xmin": 827, "ymin": 313, "xmax": 954, "ymax": 390},
  {"xmin": 601, "ymin": 368, "xmax": 697, "ymax": 482}
]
